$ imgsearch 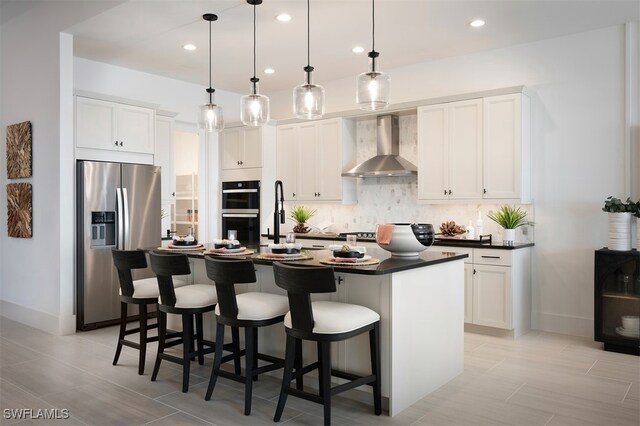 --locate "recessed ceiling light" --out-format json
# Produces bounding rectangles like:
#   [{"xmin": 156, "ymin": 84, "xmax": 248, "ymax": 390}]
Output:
[
  {"xmin": 352, "ymin": 46, "xmax": 365, "ymax": 54},
  {"xmin": 183, "ymin": 43, "xmax": 197, "ymax": 51},
  {"xmin": 276, "ymin": 13, "xmax": 291, "ymax": 22},
  {"xmin": 469, "ymin": 19, "xmax": 485, "ymax": 28},
  {"xmin": 264, "ymin": 68, "xmax": 275, "ymax": 74}
]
